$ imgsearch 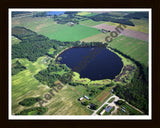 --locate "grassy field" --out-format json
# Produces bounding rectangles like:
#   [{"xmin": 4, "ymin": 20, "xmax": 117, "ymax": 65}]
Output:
[
  {"xmin": 84, "ymin": 13, "xmax": 98, "ymax": 17},
  {"xmin": 77, "ymin": 12, "xmax": 92, "ymax": 16},
  {"xmin": 12, "ymin": 36, "xmax": 21, "ymax": 45},
  {"xmin": 79, "ymin": 19, "xmax": 105, "ymax": 26},
  {"xmin": 42, "ymin": 84, "xmax": 93, "ymax": 115},
  {"xmin": 46, "ymin": 24, "xmax": 101, "ymax": 41},
  {"xmin": 48, "ymin": 48, "xmax": 55, "ymax": 54},
  {"xmin": 12, "ymin": 57, "xmax": 49, "ymax": 114},
  {"xmin": 12, "ymin": 56, "xmax": 92, "ymax": 115},
  {"xmin": 81, "ymin": 33, "xmax": 110, "ymax": 43},
  {"xmin": 109, "ymin": 35, "xmax": 148, "ymax": 66},
  {"xmin": 12, "ymin": 17, "xmax": 101, "ymax": 41},
  {"xmin": 105, "ymin": 18, "xmax": 148, "ymax": 33}
]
